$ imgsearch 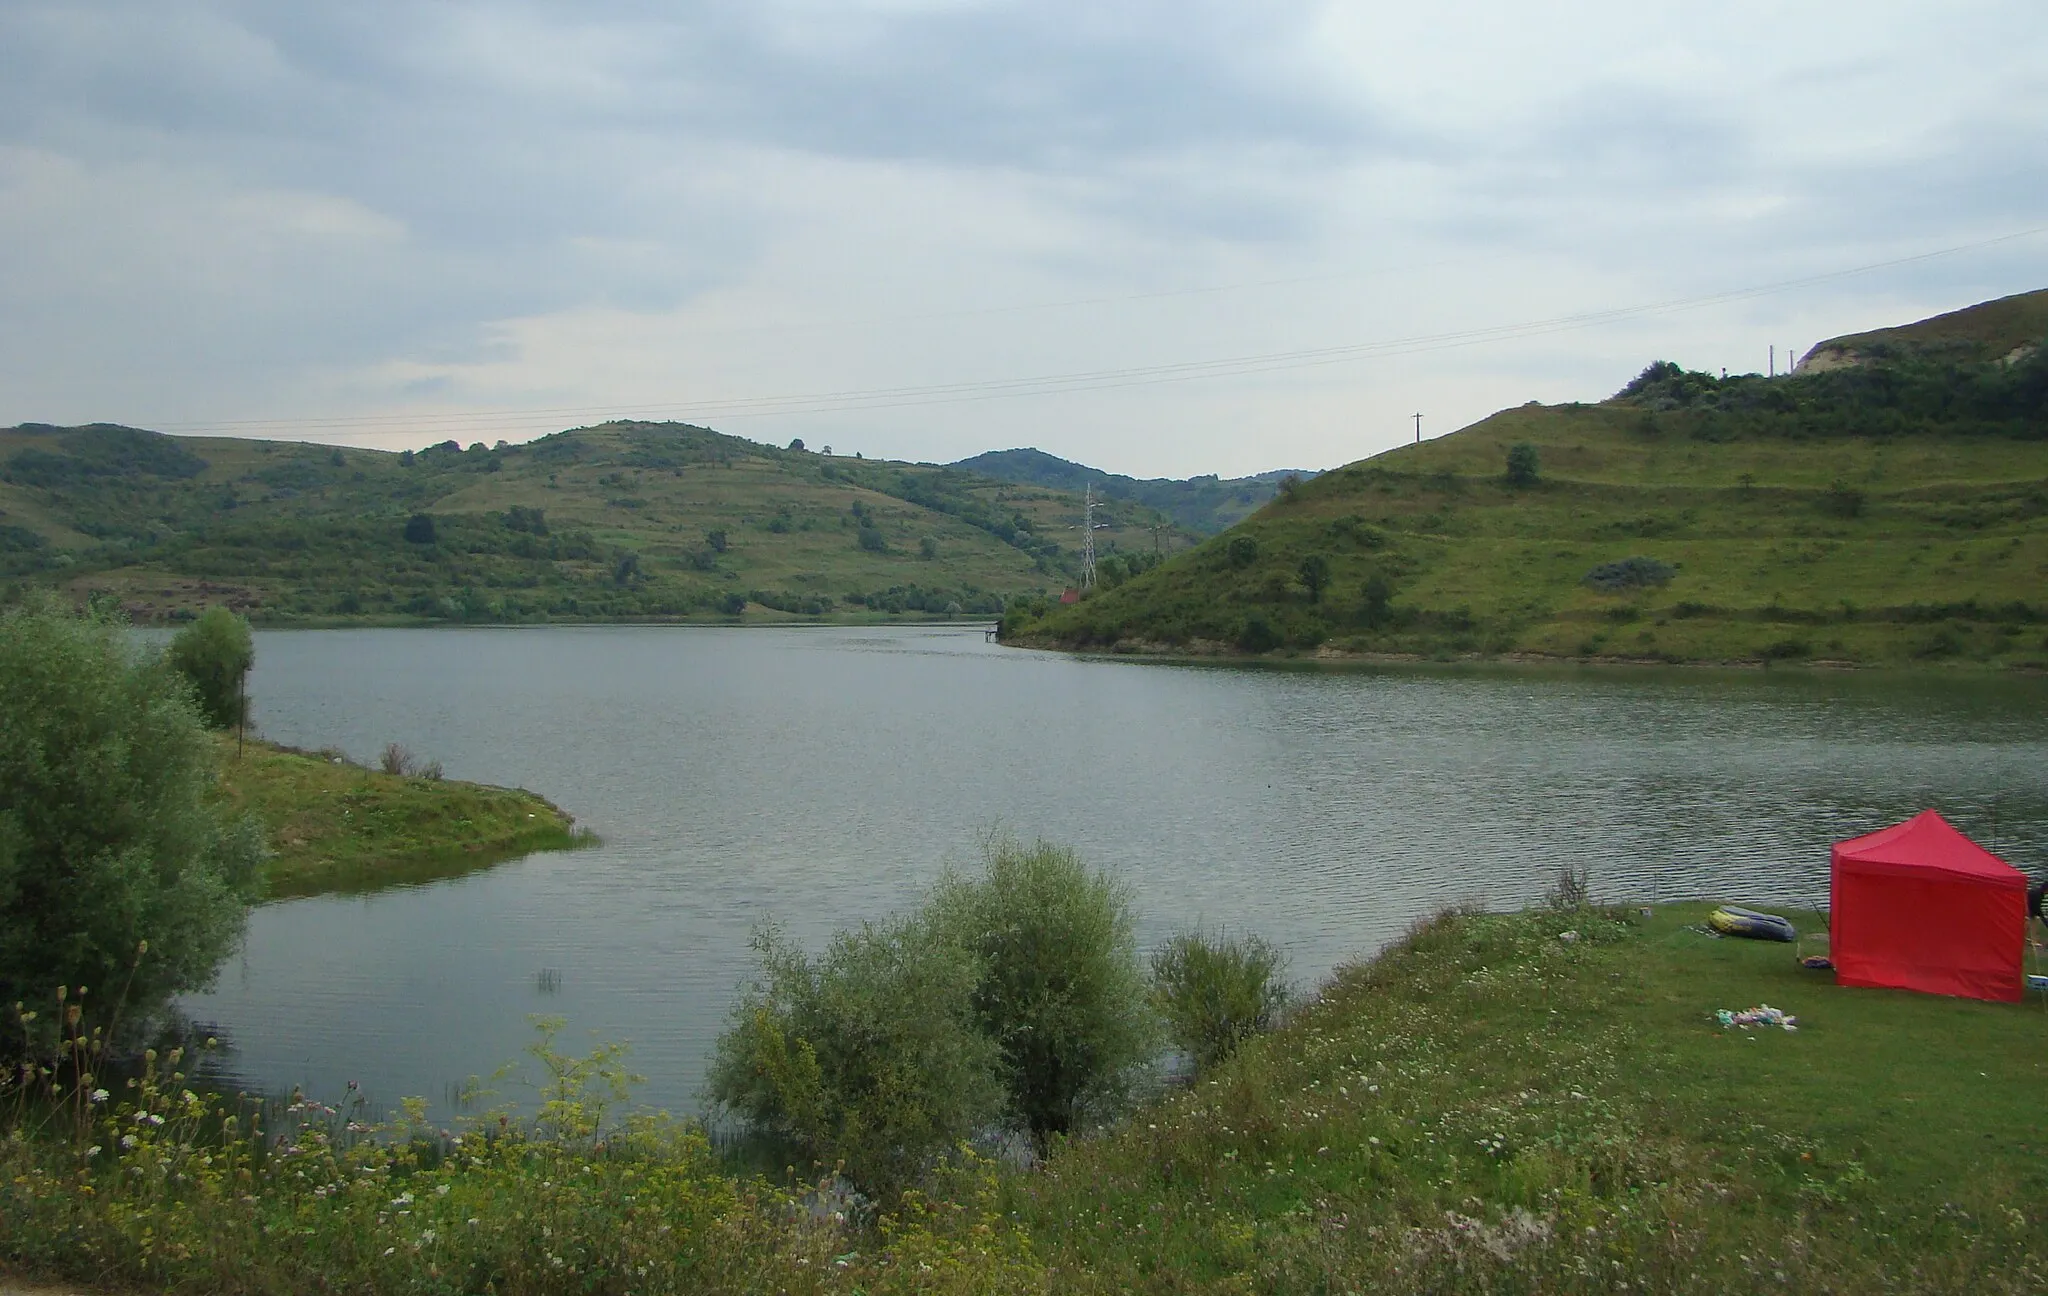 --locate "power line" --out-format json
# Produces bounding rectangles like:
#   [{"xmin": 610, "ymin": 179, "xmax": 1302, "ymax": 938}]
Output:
[{"xmin": 151, "ymin": 224, "xmax": 2048, "ymax": 440}]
